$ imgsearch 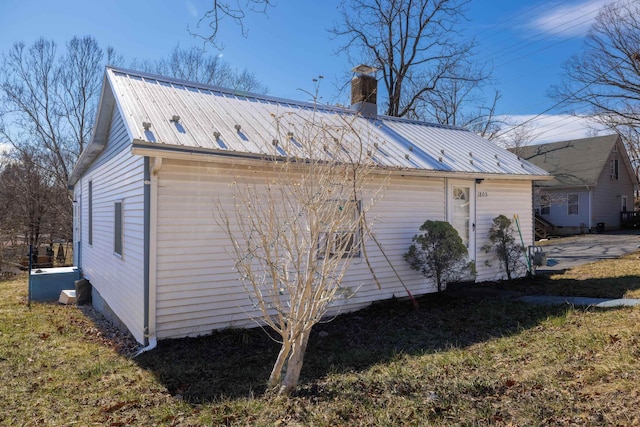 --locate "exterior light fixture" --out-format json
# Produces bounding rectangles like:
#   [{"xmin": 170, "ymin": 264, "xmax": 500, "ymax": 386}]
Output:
[
  {"xmin": 171, "ymin": 115, "xmax": 180, "ymax": 122},
  {"xmin": 235, "ymin": 124, "xmax": 241, "ymax": 132},
  {"xmin": 213, "ymin": 131, "xmax": 221, "ymax": 139},
  {"xmin": 142, "ymin": 122, "xmax": 151, "ymax": 131}
]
